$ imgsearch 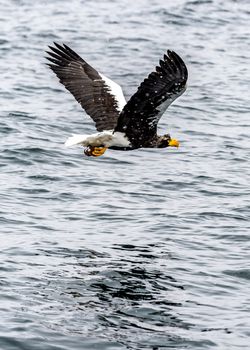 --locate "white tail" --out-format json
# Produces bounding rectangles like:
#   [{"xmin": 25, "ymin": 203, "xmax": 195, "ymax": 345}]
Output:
[{"xmin": 64, "ymin": 134, "xmax": 87, "ymax": 147}]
